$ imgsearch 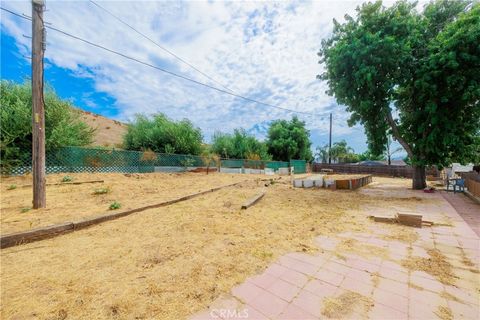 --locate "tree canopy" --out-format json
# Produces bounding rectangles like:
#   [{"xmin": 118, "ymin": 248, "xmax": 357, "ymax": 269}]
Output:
[
  {"xmin": 266, "ymin": 116, "xmax": 312, "ymax": 161},
  {"xmin": 210, "ymin": 129, "xmax": 271, "ymax": 160},
  {"xmin": 123, "ymin": 113, "xmax": 203, "ymax": 155},
  {"xmin": 0, "ymin": 80, "xmax": 94, "ymax": 164},
  {"xmin": 315, "ymin": 140, "xmax": 360, "ymax": 163},
  {"xmin": 318, "ymin": 0, "xmax": 480, "ymax": 188}
]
